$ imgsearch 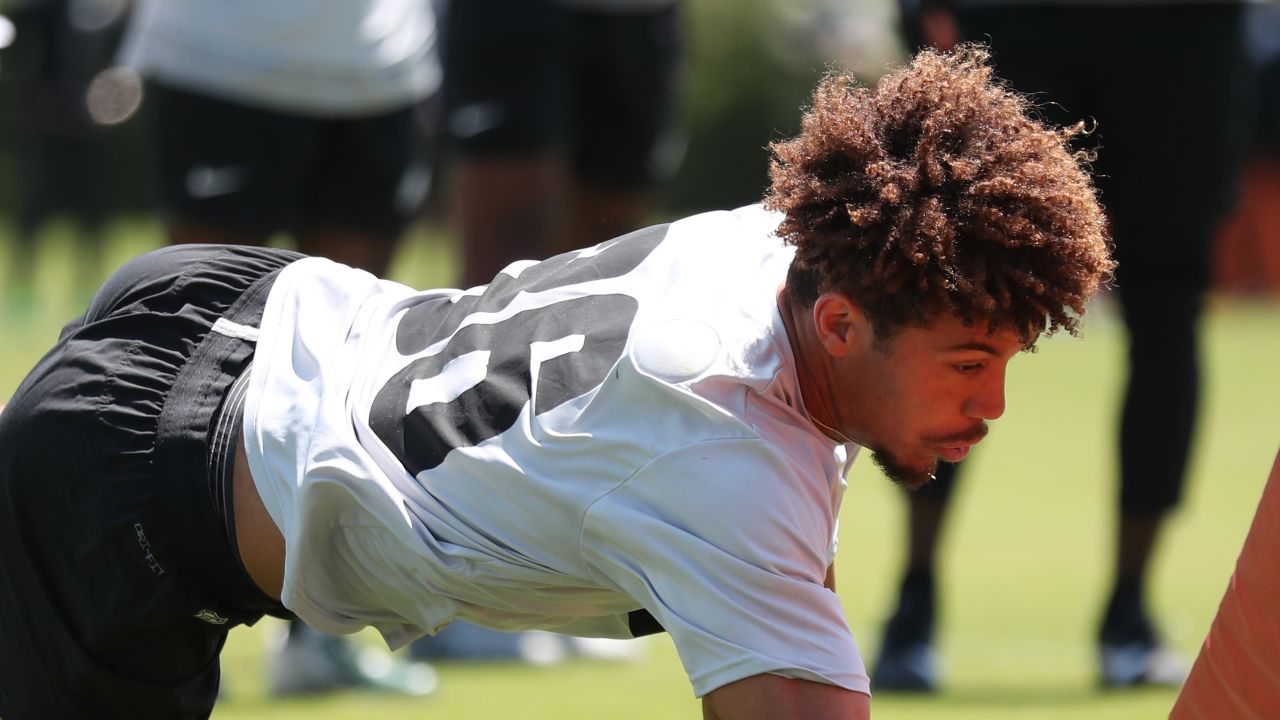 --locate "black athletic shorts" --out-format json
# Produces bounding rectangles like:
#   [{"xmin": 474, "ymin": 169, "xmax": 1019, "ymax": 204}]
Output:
[
  {"xmin": 0, "ymin": 244, "xmax": 300, "ymax": 719},
  {"xmin": 442, "ymin": 0, "xmax": 683, "ymax": 189},
  {"xmin": 146, "ymin": 82, "xmax": 429, "ymax": 239}
]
